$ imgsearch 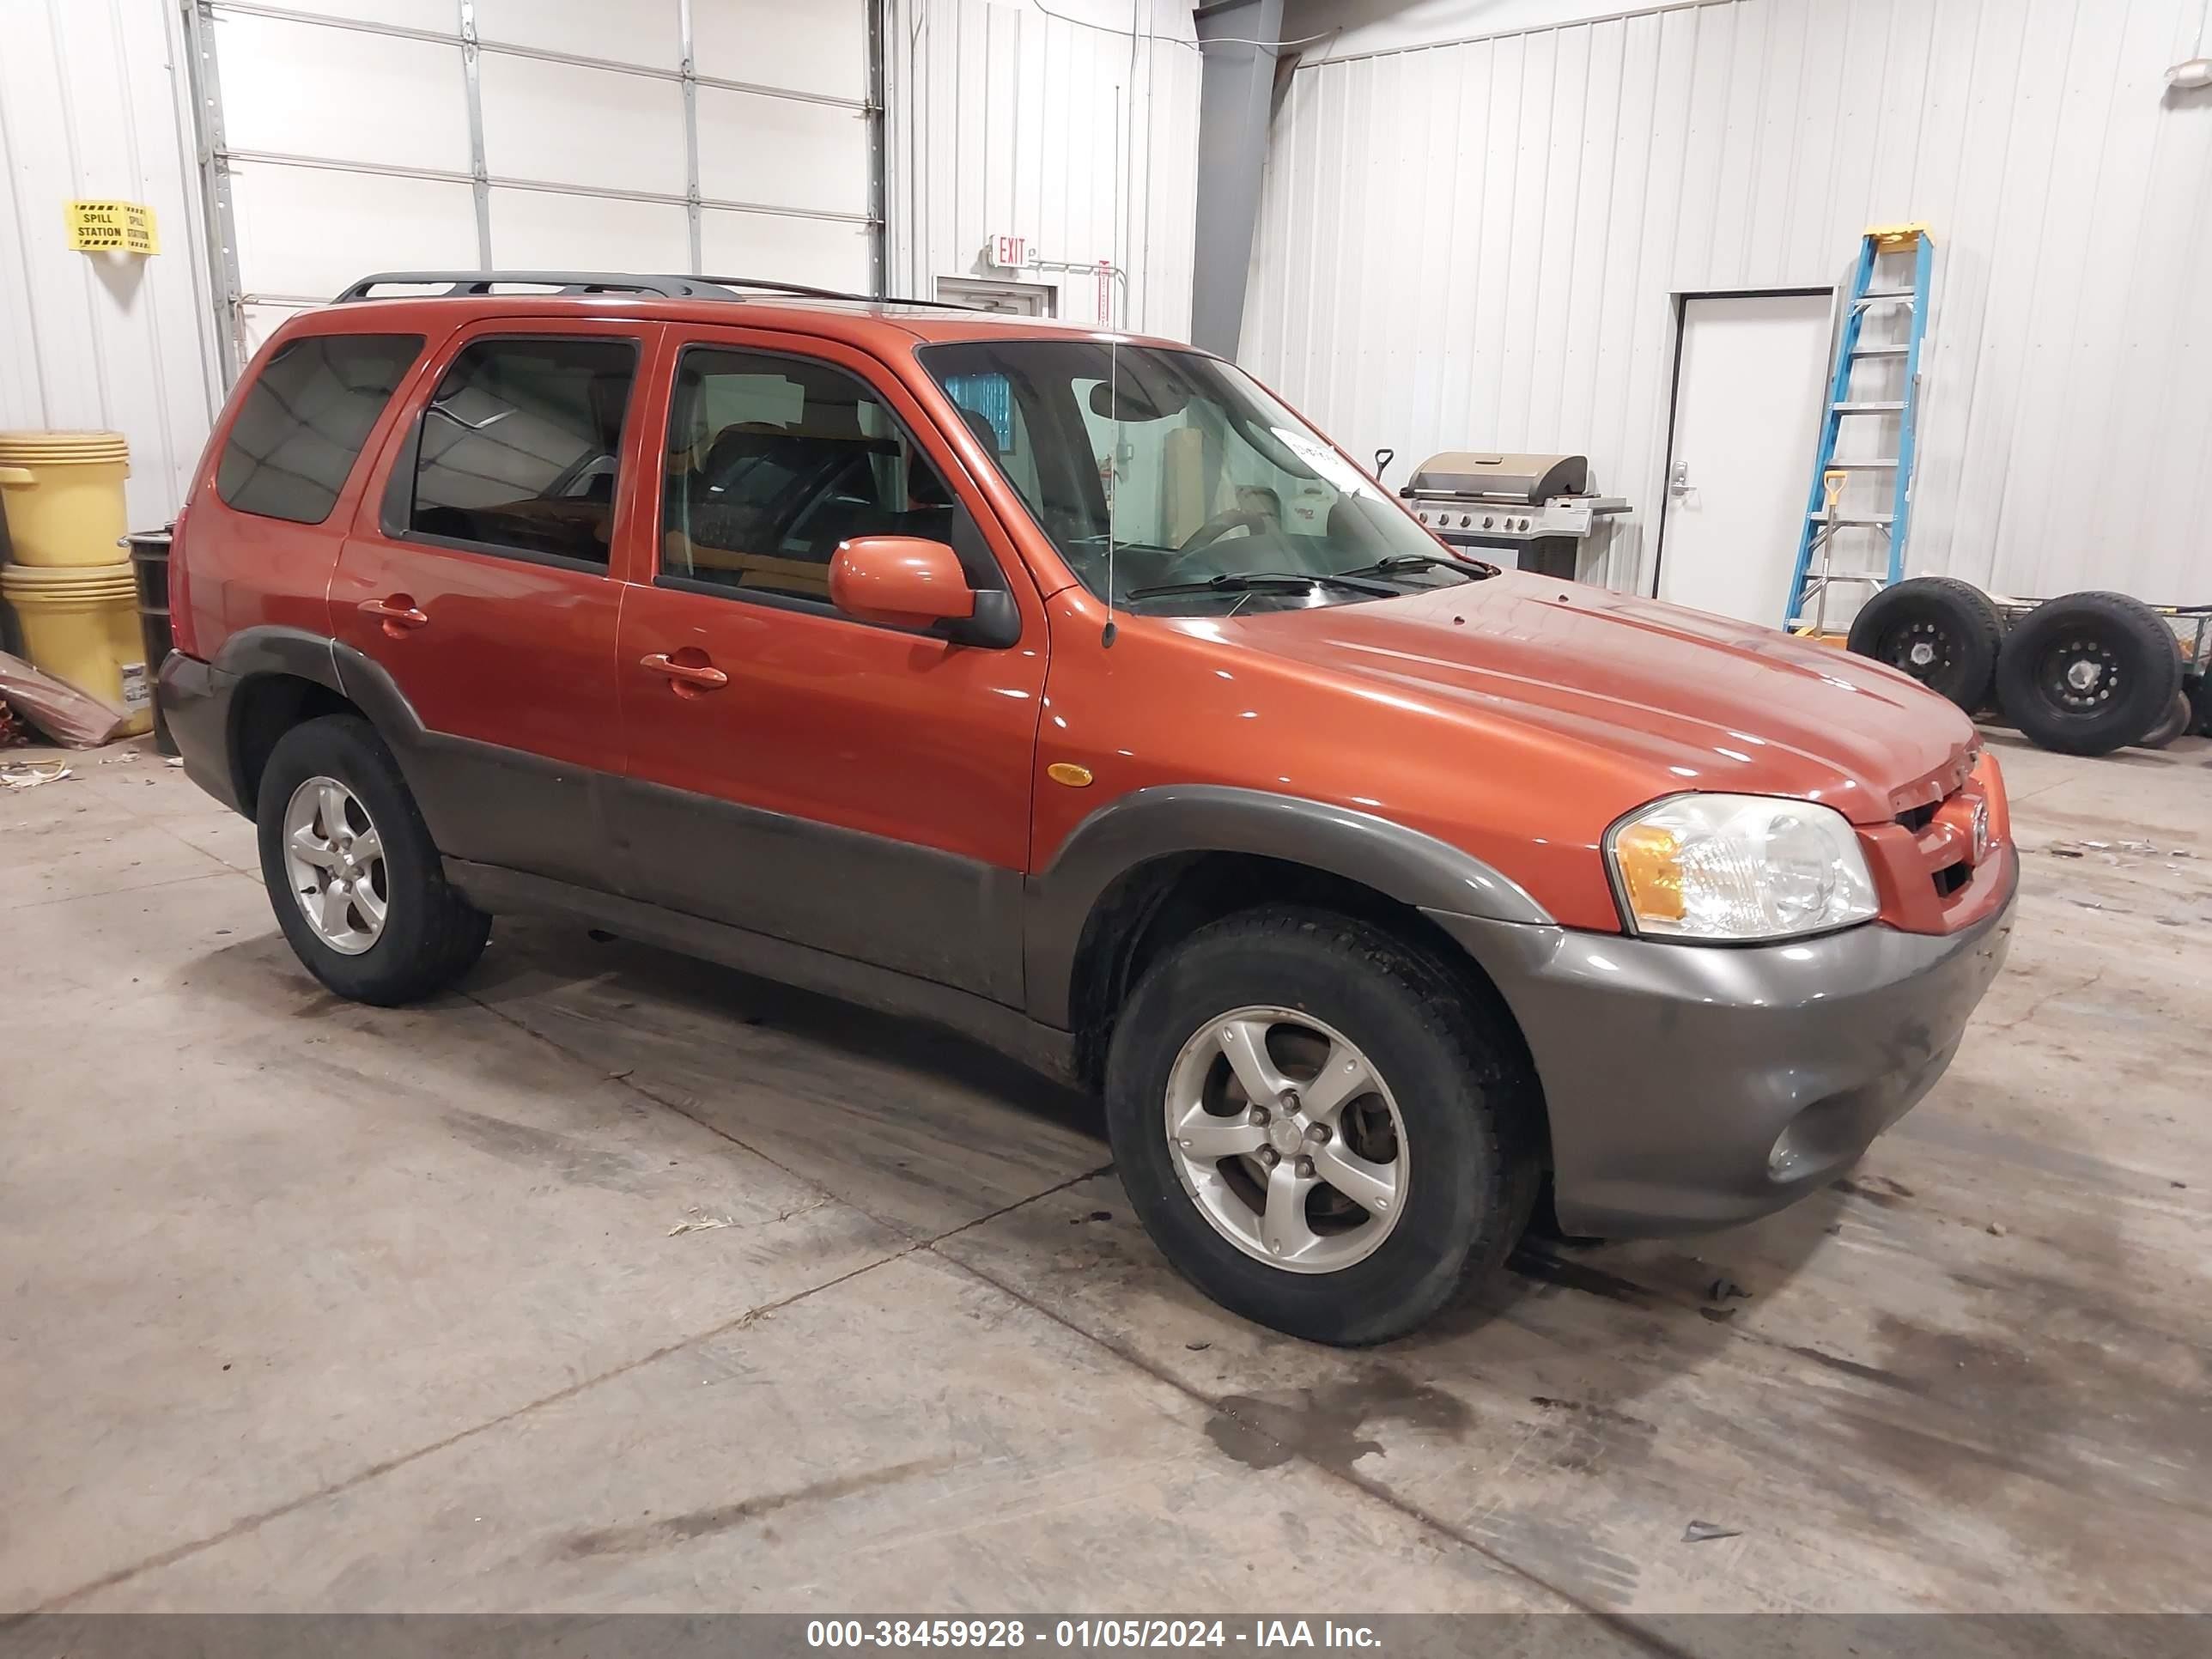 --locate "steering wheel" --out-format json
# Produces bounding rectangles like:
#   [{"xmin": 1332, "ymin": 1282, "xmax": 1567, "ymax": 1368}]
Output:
[{"xmin": 1176, "ymin": 508, "xmax": 1271, "ymax": 554}]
